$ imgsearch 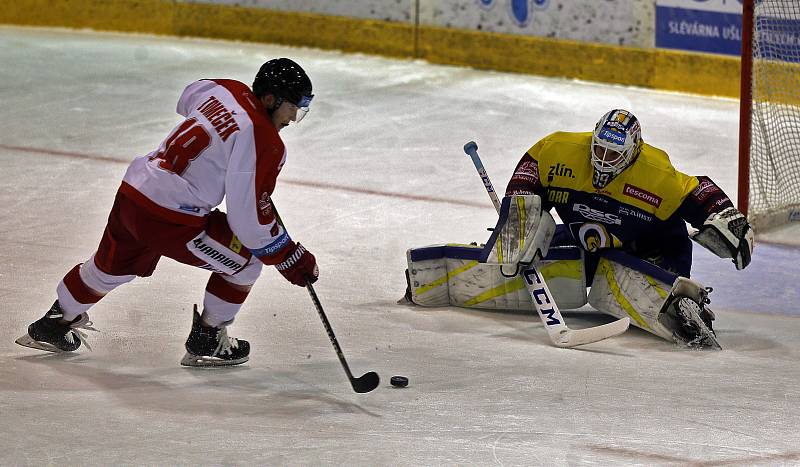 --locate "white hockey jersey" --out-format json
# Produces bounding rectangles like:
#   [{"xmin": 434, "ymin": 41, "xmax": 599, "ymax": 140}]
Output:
[{"xmin": 121, "ymin": 79, "xmax": 292, "ymax": 262}]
